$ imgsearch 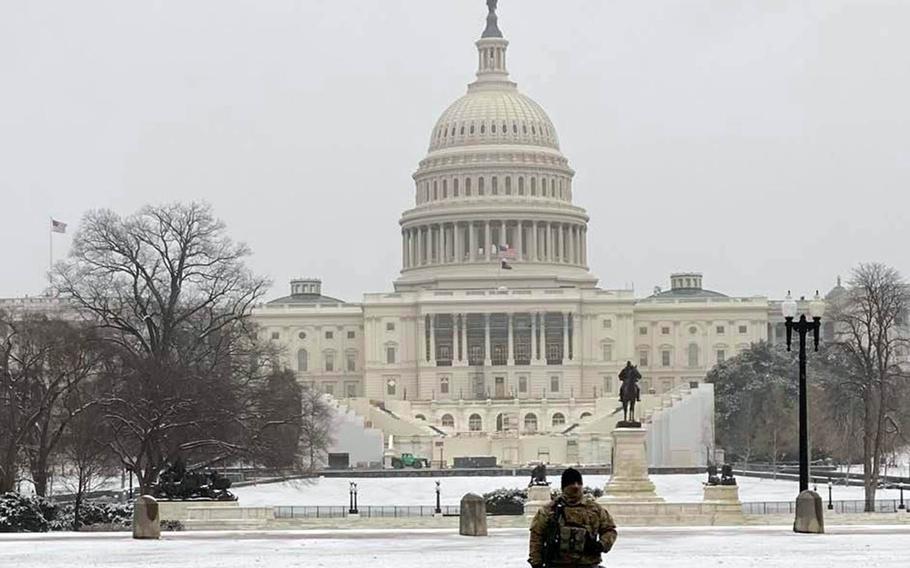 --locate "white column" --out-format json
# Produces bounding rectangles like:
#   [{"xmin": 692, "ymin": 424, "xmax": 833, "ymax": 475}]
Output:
[
  {"xmin": 562, "ymin": 312, "xmax": 569, "ymax": 363},
  {"xmin": 460, "ymin": 313, "xmax": 468, "ymax": 363},
  {"xmin": 416, "ymin": 227, "xmax": 423, "ymax": 265},
  {"xmin": 541, "ymin": 312, "xmax": 547, "ymax": 361},
  {"xmin": 454, "ymin": 223, "xmax": 461, "ymax": 263},
  {"xmin": 516, "ymin": 221, "xmax": 524, "ymax": 260},
  {"xmin": 437, "ymin": 225, "xmax": 443, "ymax": 264},
  {"xmin": 500, "ymin": 220, "xmax": 507, "ymax": 250},
  {"xmin": 581, "ymin": 227, "xmax": 587, "ymax": 266},
  {"xmin": 531, "ymin": 312, "xmax": 538, "ymax": 360},
  {"xmin": 484, "ymin": 313, "xmax": 491, "ymax": 365},
  {"xmin": 469, "ymin": 221, "xmax": 477, "ymax": 261},
  {"xmin": 568, "ymin": 226, "xmax": 576, "ymax": 265},
  {"xmin": 532, "ymin": 221, "xmax": 538, "ymax": 262},
  {"xmin": 485, "ymin": 221, "xmax": 492, "ymax": 261},
  {"xmin": 507, "ymin": 313, "xmax": 514, "ymax": 365},
  {"xmin": 402, "ymin": 231, "xmax": 408, "ymax": 268},
  {"xmin": 429, "ymin": 314, "xmax": 436, "ymax": 364}
]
